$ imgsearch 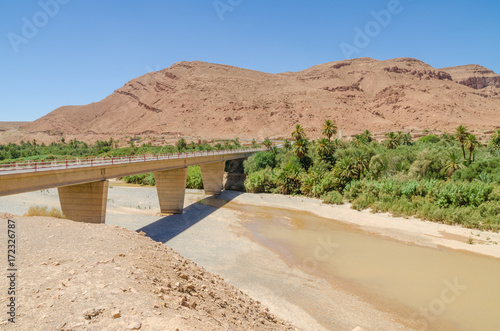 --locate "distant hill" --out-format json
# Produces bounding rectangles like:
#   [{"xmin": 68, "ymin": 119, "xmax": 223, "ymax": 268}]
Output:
[
  {"xmin": 22, "ymin": 58, "xmax": 500, "ymax": 139},
  {"xmin": 0, "ymin": 122, "xmax": 30, "ymax": 132}
]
